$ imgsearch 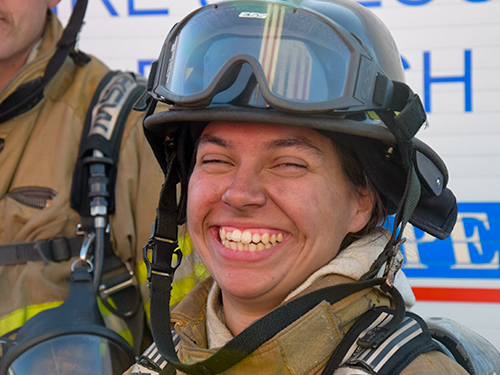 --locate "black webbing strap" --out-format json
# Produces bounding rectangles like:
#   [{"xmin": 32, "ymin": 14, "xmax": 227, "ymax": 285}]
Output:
[
  {"xmin": 0, "ymin": 236, "xmax": 82, "ymax": 265},
  {"xmin": 361, "ymin": 82, "xmax": 426, "ymax": 282},
  {"xmin": 150, "ymin": 265, "xmax": 384, "ymax": 374},
  {"xmin": 0, "ymin": 0, "xmax": 88, "ymax": 124}
]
